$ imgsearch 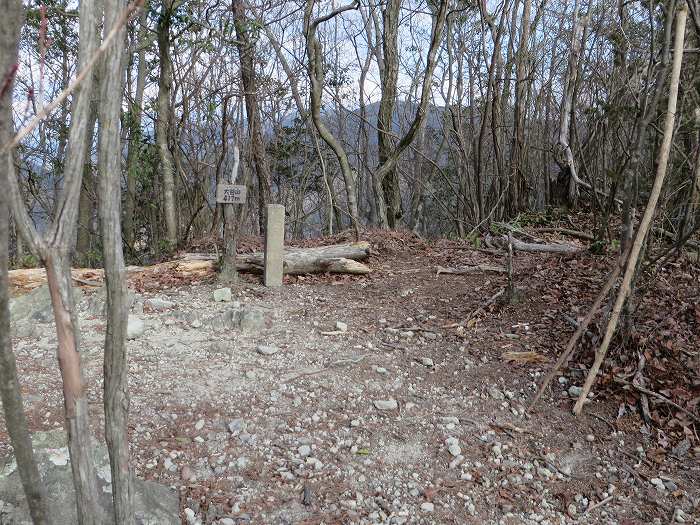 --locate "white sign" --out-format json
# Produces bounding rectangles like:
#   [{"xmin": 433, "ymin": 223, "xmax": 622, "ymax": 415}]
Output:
[{"xmin": 216, "ymin": 184, "xmax": 247, "ymax": 204}]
